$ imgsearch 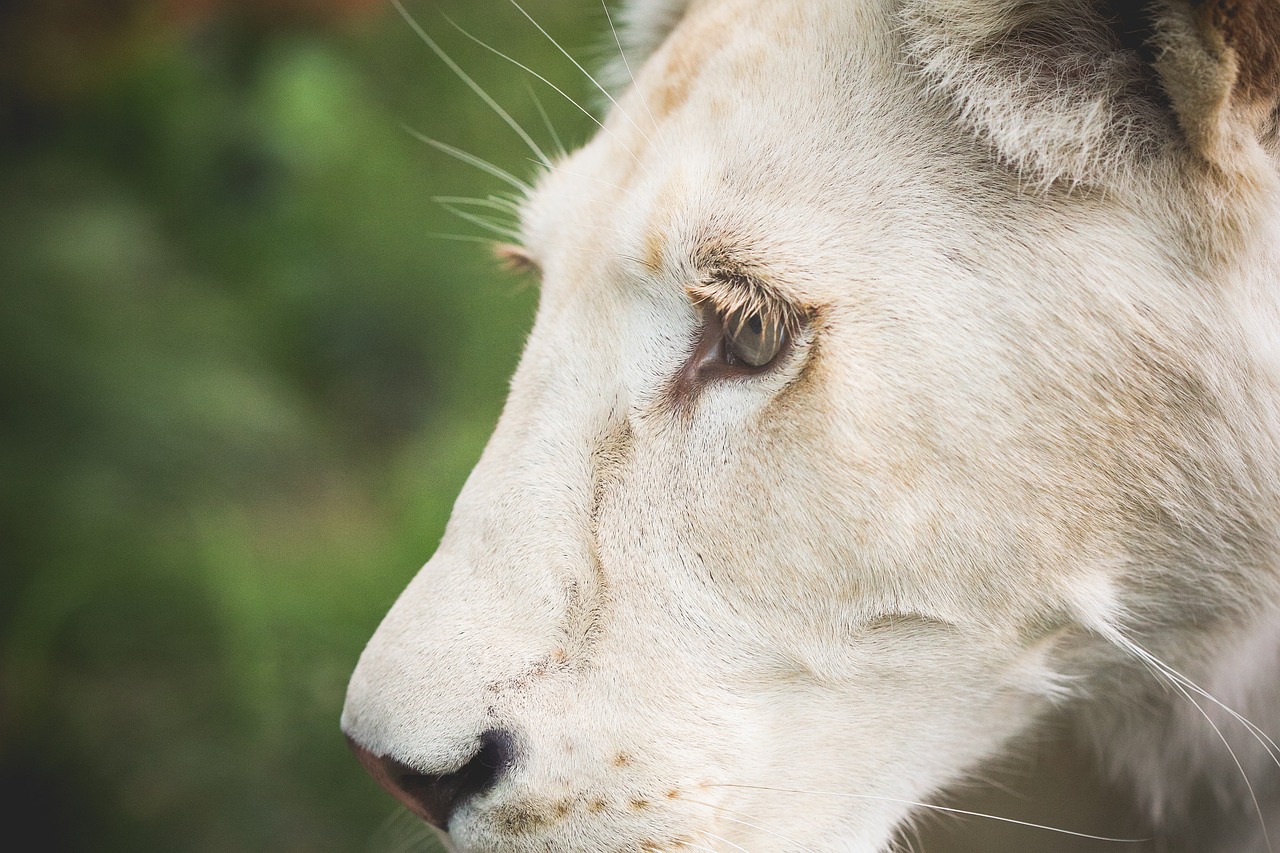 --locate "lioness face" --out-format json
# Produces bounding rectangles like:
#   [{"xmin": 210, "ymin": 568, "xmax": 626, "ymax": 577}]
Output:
[{"xmin": 344, "ymin": 0, "xmax": 1280, "ymax": 851}]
